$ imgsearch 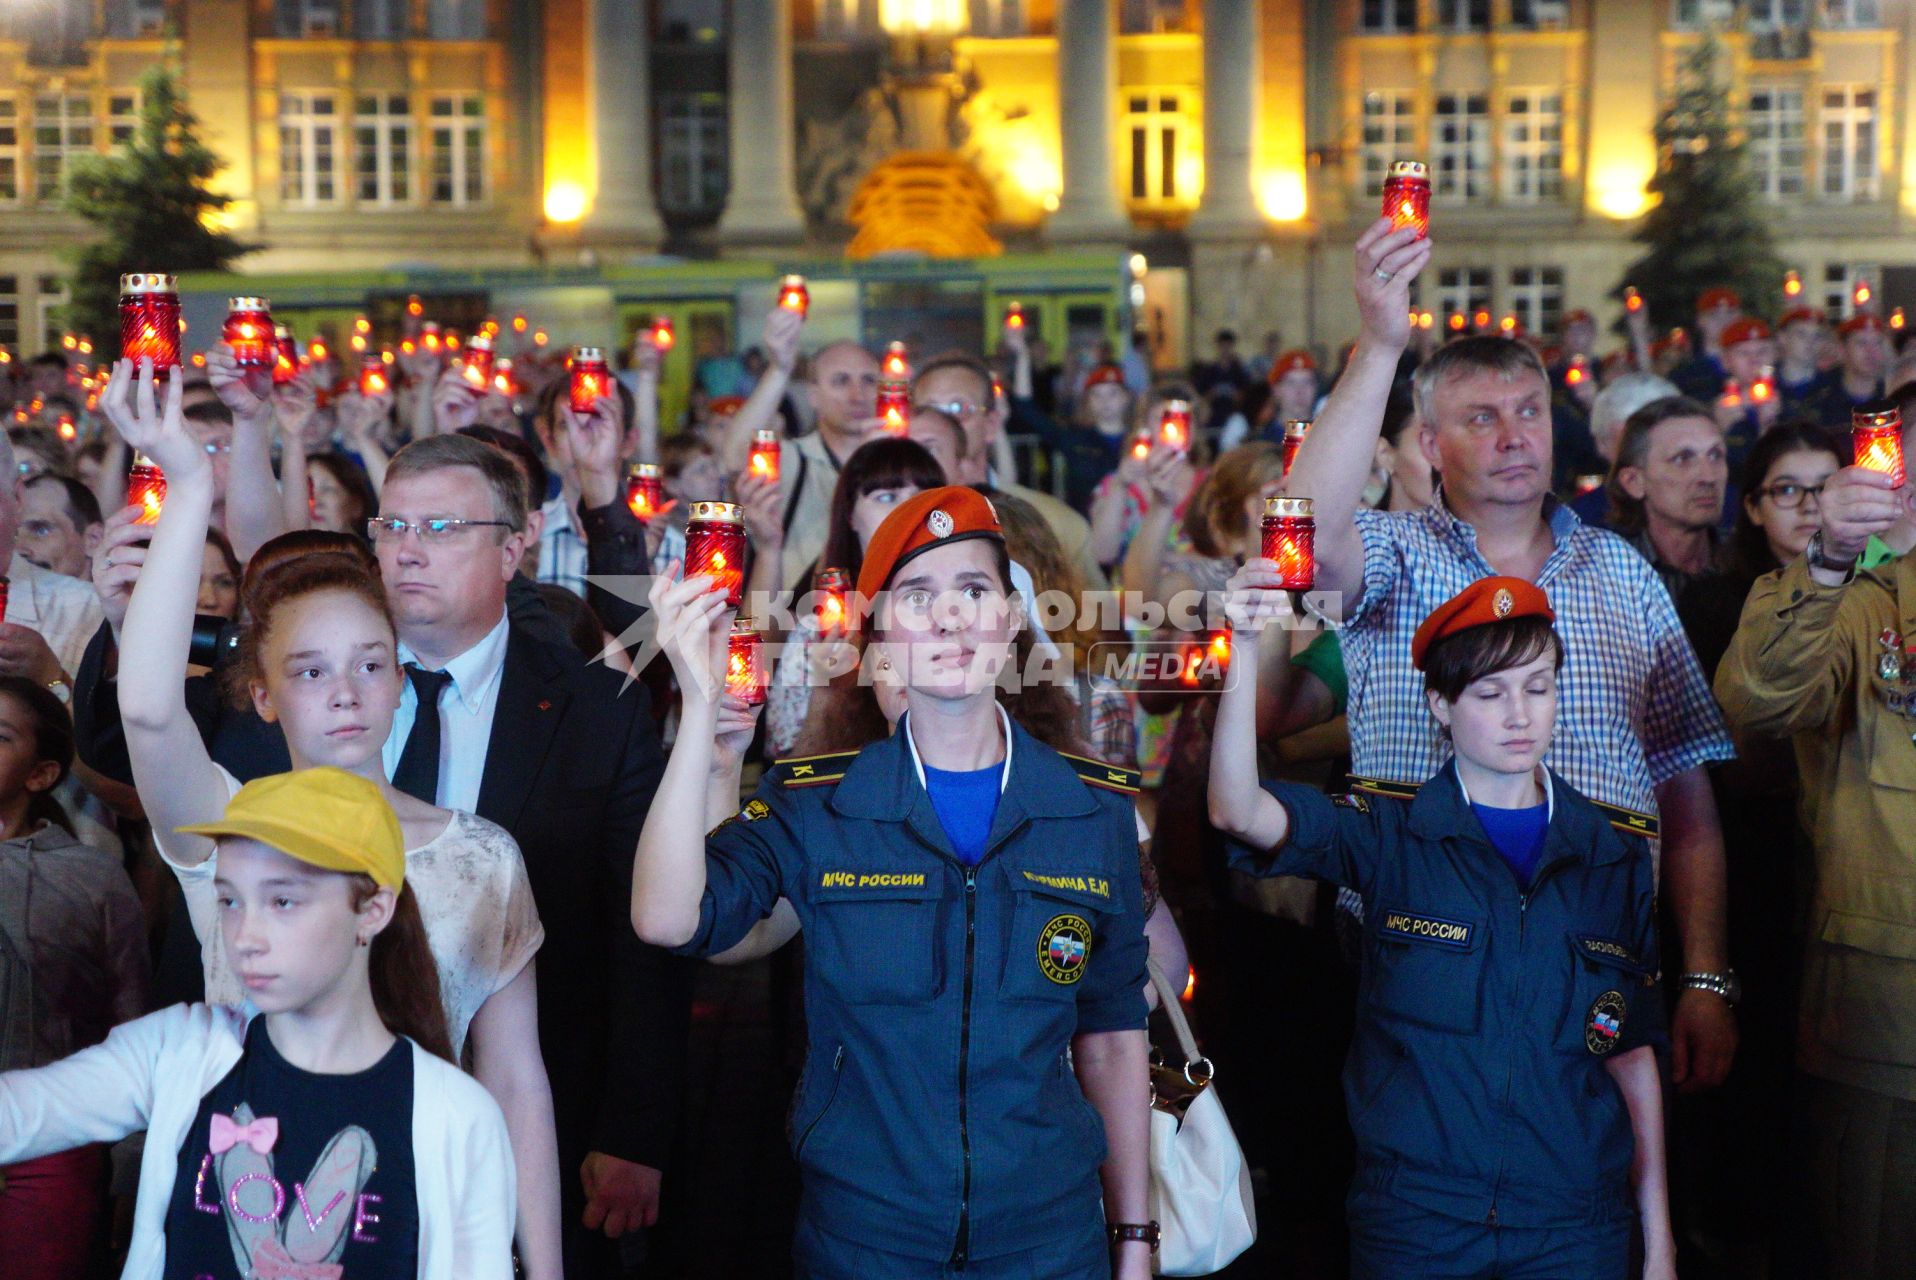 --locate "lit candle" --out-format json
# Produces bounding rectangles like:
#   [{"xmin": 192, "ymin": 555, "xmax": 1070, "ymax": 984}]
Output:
[
  {"xmin": 685, "ymin": 500, "xmax": 747, "ymax": 609},
  {"xmin": 1854, "ymin": 406, "xmax": 1907, "ymax": 487},
  {"xmin": 223, "ymin": 297, "xmax": 274, "ymax": 369},
  {"xmin": 1473, "ymin": 309, "xmax": 1492, "ymax": 331},
  {"xmin": 1573, "ymin": 474, "xmax": 1605, "ymax": 497},
  {"xmin": 1894, "ymin": 308, "xmax": 1907, "ymax": 333},
  {"xmin": 119, "ymin": 273, "xmax": 181, "ymax": 375},
  {"xmin": 1751, "ymin": 368, "xmax": 1775, "ymax": 404},
  {"xmin": 1261, "ymin": 496, "xmax": 1316, "ymax": 591},
  {"xmin": 569, "ymin": 346, "xmax": 610, "ymax": 414},
  {"xmin": 1128, "ymin": 430, "xmax": 1152, "ymax": 462},
  {"xmin": 463, "ymin": 331, "xmax": 495, "ymax": 389},
  {"xmin": 1565, "ymin": 356, "xmax": 1589, "ymax": 387},
  {"xmin": 406, "ymin": 294, "xmax": 424, "ymax": 318},
  {"xmin": 1718, "ymin": 380, "xmax": 1743, "ymax": 412},
  {"xmin": 273, "ymin": 325, "xmax": 300, "ymax": 386},
  {"xmin": 354, "ymin": 315, "xmax": 371, "ymax": 336},
  {"xmin": 877, "ymin": 379, "xmax": 911, "ymax": 435},
  {"xmin": 420, "ymin": 322, "xmax": 442, "ymax": 354},
  {"xmin": 1783, "ymin": 270, "xmax": 1802, "ymax": 298},
  {"xmin": 1854, "ymin": 279, "xmax": 1873, "ymax": 309},
  {"xmin": 777, "ymin": 275, "xmax": 810, "ymax": 317},
  {"xmin": 882, "ymin": 340, "xmax": 910, "ymax": 380},
  {"xmin": 1158, "ymin": 399, "xmax": 1192, "ymax": 452},
  {"xmin": 55, "ymin": 414, "xmax": 76, "ymax": 442},
  {"xmin": 1004, "ymin": 301, "xmax": 1025, "ymax": 331},
  {"xmin": 512, "ymin": 313, "xmax": 528, "ymax": 333},
  {"xmin": 625, "ymin": 462, "xmax": 664, "ymax": 521},
  {"xmin": 359, "ymin": 355, "xmax": 390, "ymax": 397},
  {"xmin": 1624, "ymin": 286, "xmax": 1644, "ymax": 314},
  {"xmin": 1382, "ymin": 160, "xmax": 1430, "ymax": 240},
  {"xmin": 128, "ymin": 451, "xmax": 166, "ymax": 525},
  {"xmin": 308, "ymin": 338, "xmax": 328, "ymax": 362},
  {"xmin": 748, "ymin": 428, "xmax": 781, "ymax": 483},
  {"xmin": 493, "ymin": 357, "xmax": 516, "ymax": 398},
  {"xmin": 1448, "ymin": 313, "xmax": 1467, "ymax": 332},
  {"xmin": 726, "ymin": 619, "xmax": 766, "ymax": 706},
  {"xmin": 1181, "ymin": 627, "xmax": 1232, "ymax": 687},
  {"xmin": 648, "ymin": 316, "xmax": 675, "ymax": 352},
  {"xmin": 1281, "ymin": 420, "xmax": 1311, "ymax": 477},
  {"xmin": 814, "ymin": 566, "xmax": 850, "ymax": 633}
]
